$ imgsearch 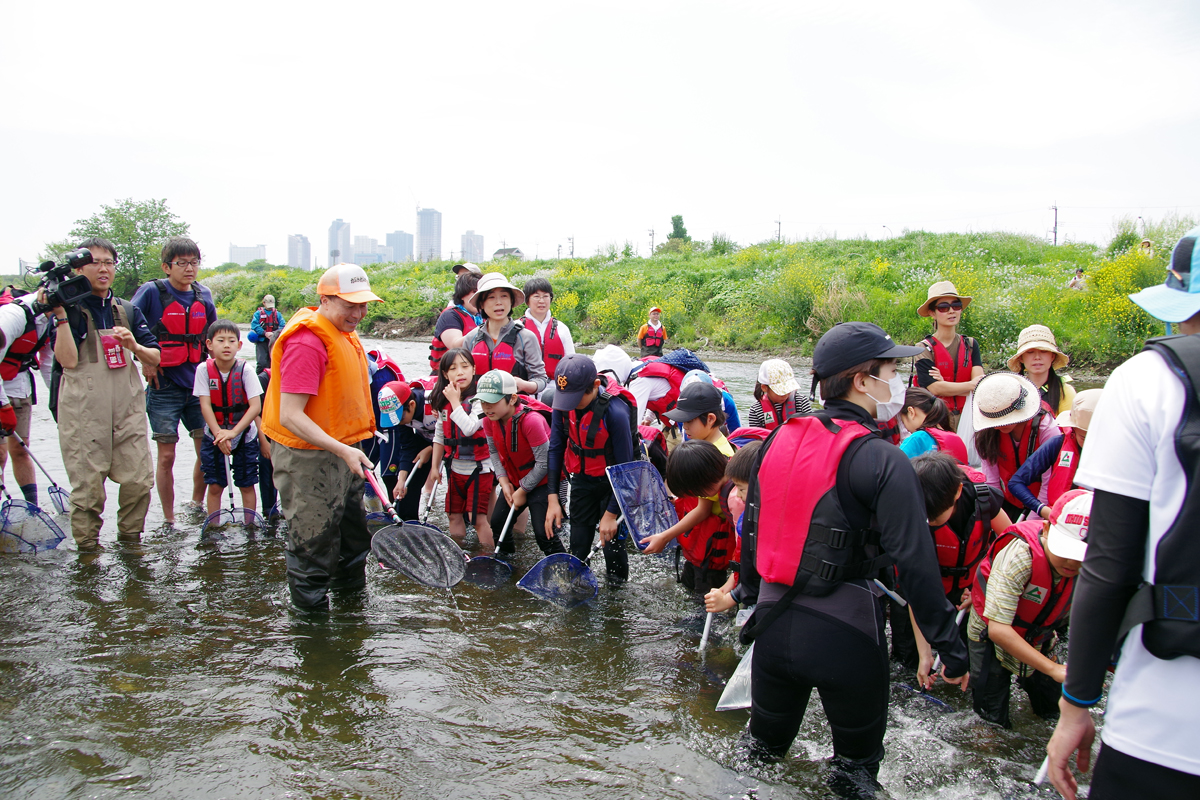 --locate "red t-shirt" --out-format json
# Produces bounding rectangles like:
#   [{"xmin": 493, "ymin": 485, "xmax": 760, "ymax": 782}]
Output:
[{"xmin": 278, "ymin": 328, "xmax": 328, "ymax": 395}]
